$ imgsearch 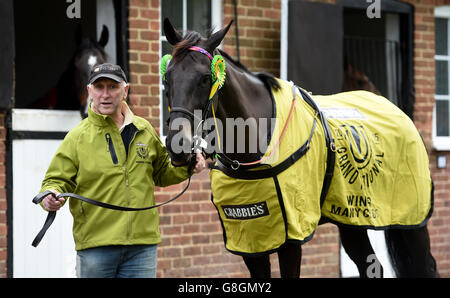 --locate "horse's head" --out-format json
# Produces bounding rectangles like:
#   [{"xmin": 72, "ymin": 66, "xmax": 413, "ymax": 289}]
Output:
[
  {"xmin": 162, "ymin": 18, "xmax": 232, "ymax": 166},
  {"xmin": 343, "ymin": 63, "xmax": 381, "ymax": 95},
  {"xmin": 73, "ymin": 25, "xmax": 109, "ymax": 117}
]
